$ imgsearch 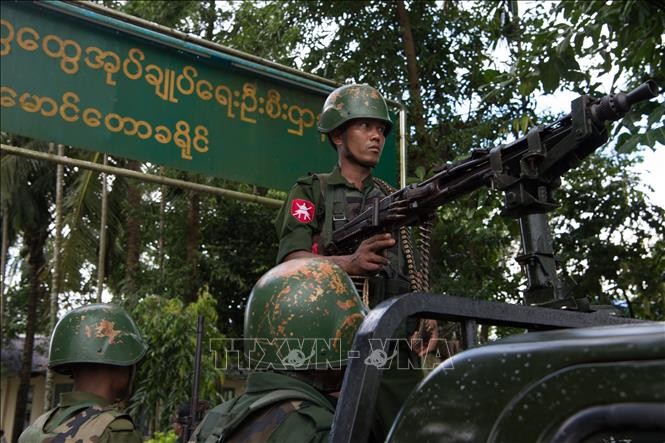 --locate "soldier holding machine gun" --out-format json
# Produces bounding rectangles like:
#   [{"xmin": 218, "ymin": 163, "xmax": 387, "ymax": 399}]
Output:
[
  {"xmin": 276, "ymin": 79, "xmax": 658, "ymax": 442},
  {"xmin": 325, "ymin": 80, "xmax": 658, "ymax": 308},
  {"xmin": 274, "ymin": 84, "xmax": 438, "ymax": 441}
]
